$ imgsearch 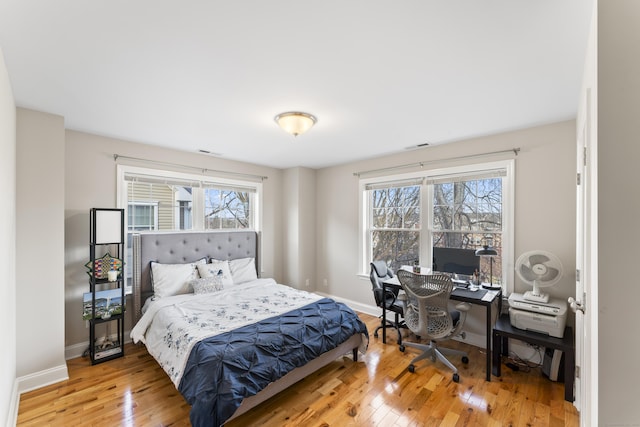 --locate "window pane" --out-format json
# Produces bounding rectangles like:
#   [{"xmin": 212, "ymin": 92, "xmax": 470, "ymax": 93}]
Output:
[
  {"xmin": 371, "ymin": 185, "xmax": 420, "ymax": 230},
  {"xmin": 372, "ymin": 230, "xmax": 420, "ymax": 273},
  {"xmin": 127, "ymin": 182, "xmax": 193, "ymax": 231},
  {"xmin": 179, "ymin": 201, "xmax": 192, "ymax": 229},
  {"xmin": 204, "ymin": 189, "xmax": 251, "ymax": 229},
  {"xmin": 369, "ymin": 184, "xmax": 421, "ymax": 270},
  {"xmin": 433, "ymin": 179, "xmax": 502, "ymax": 233}
]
